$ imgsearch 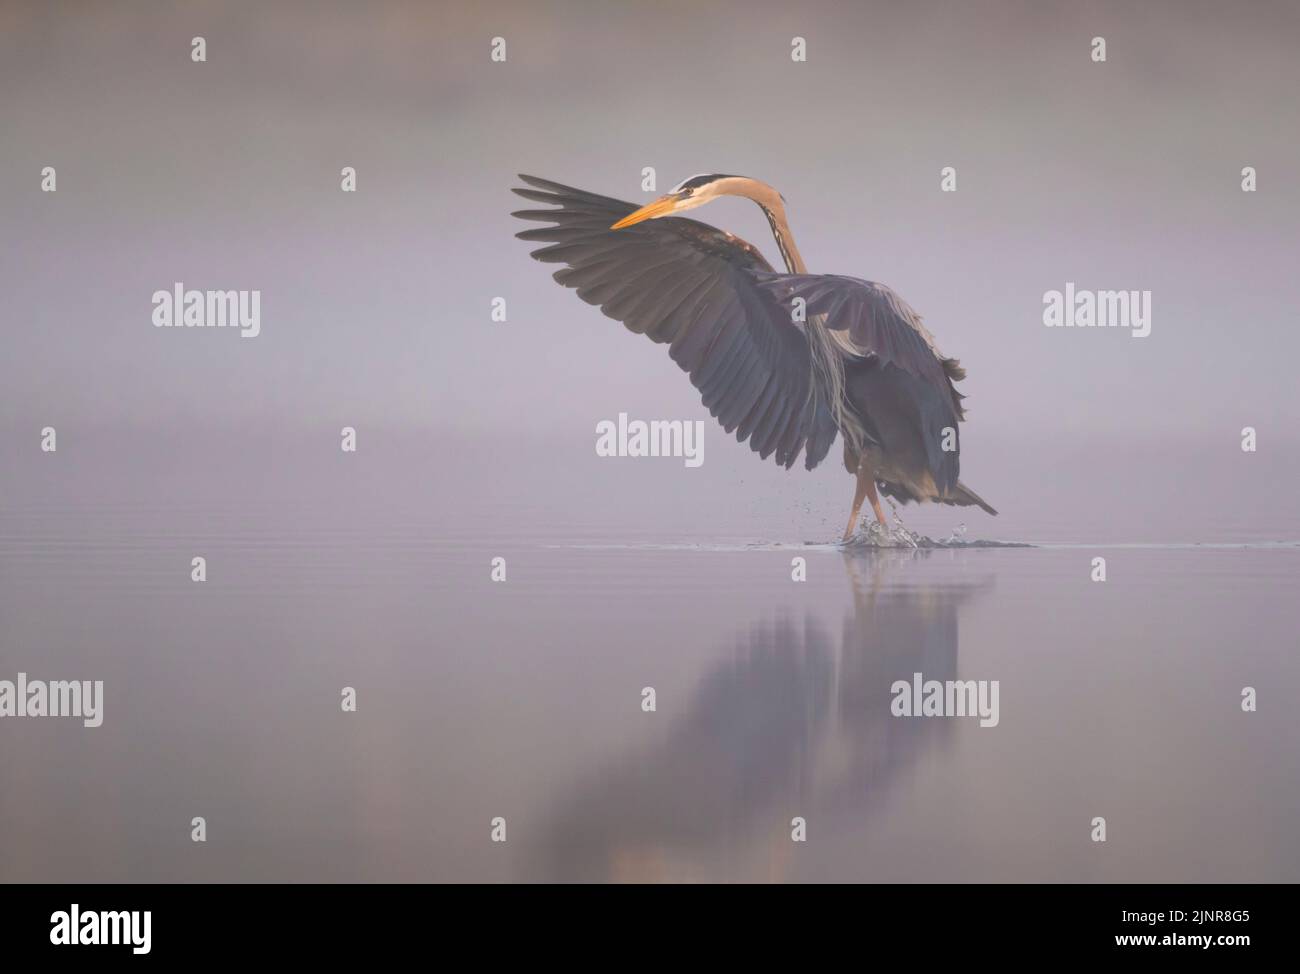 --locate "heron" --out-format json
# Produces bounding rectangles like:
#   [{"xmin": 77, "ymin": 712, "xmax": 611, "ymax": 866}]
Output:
[{"xmin": 512, "ymin": 173, "xmax": 997, "ymax": 540}]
